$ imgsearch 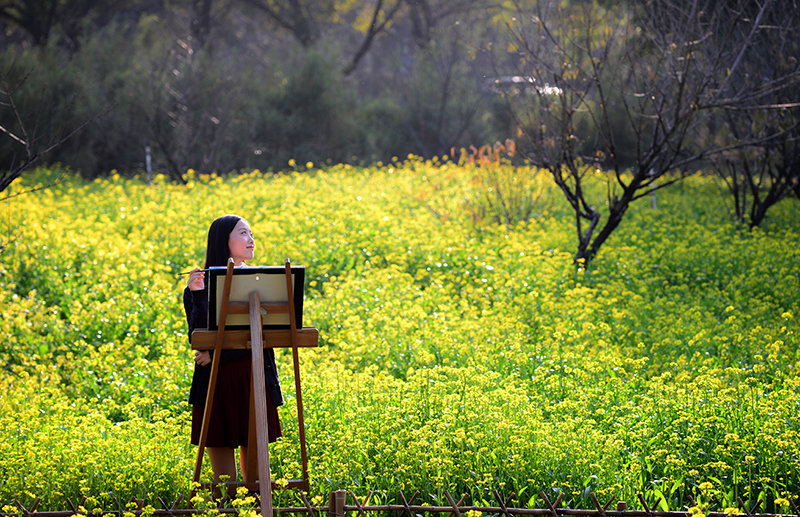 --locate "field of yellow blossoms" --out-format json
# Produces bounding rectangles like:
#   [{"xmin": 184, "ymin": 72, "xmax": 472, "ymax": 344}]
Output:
[{"xmin": 0, "ymin": 159, "xmax": 798, "ymax": 513}]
